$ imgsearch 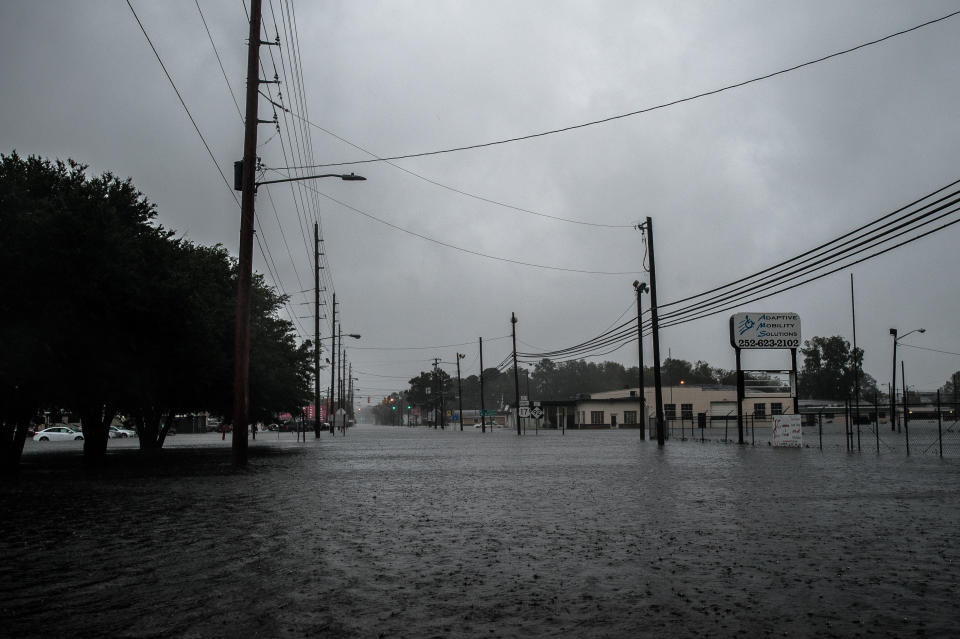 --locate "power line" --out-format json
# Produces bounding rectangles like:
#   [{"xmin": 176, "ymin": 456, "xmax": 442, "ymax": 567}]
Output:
[
  {"xmin": 515, "ymin": 180, "xmax": 960, "ymax": 362},
  {"xmin": 130, "ymin": 0, "xmax": 306, "ymax": 341},
  {"xmin": 352, "ymin": 335, "xmax": 511, "ymax": 351},
  {"xmin": 291, "ymin": 178, "xmax": 641, "ymax": 276},
  {"xmin": 195, "ymin": 0, "xmax": 243, "ymax": 122},
  {"xmin": 276, "ymin": 9, "xmax": 960, "ymax": 171},
  {"xmin": 661, "ymin": 178, "xmax": 960, "ymax": 310},
  {"xmin": 266, "ymin": 122, "xmax": 632, "ymax": 229},
  {"xmin": 127, "ymin": 0, "xmax": 236, "ymax": 200},
  {"xmin": 898, "ymin": 343, "xmax": 960, "ymax": 358}
]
